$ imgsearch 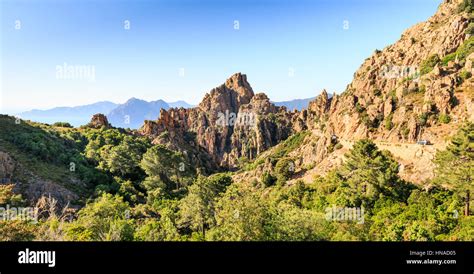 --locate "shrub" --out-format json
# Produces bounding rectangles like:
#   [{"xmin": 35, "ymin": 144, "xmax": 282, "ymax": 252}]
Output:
[
  {"xmin": 442, "ymin": 37, "xmax": 474, "ymax": 66},
  {"xmin": 355, "ymin": 102, "xmax": 365, "ymax": 113},
  {"xmin": 328, "ymin": 141, "xmax": 342, "ymax": 153},
  {"xmin": 402, "ymin": 127, "xmax": 410, "ymax": 139},
  {"xmin": 275, "ymin": 158, "xmax": 295, "ymax": 184},
  {"xmin": 360, "ymin": 111, "xmax": 371, "ymax": 127},
  {"xmin": 460, "ymin": 70, "xmax": 472, "ymax": 81},
  {"xmin": 53, "ymin": 122, "xmax": 73, "ymax": 128},
  {"xmin": 420, "ymin": 54, "xmax": 440, "ymax": 75},
  {"xmin": 466, "ymin": 23, "xmax": 474, "ymax": 35},
  {"xmin": 65, "ymin": 193, "xmax": 134, "ymax": 241},
  {"xmin": 385, "ymin": 113, "xmax": 394, "ymax": 130},
  {"xmin": 438, "ymin": 114, "xmax": 451, "ymax": 124},
  {"xmin": 418, "ymin": 112, "xmax": 431, "ymax": 126},
  {"xmin": 457, "ymin": 0, "xmax": 473, "ymax": 13},
  {"xmin": 270, "ymin": 131, "xmax": 310, "ymax": 159},
  {"xmin": 261, "ymin": 172, "xmax": 277, "ymax": 187},
  {"xmin": 0, "ymin": 221, "xmax": 37, "ymax": 241},
  {"xmin": 419, "ymin": 84, "xmax": 426, "ymax": 93}
]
